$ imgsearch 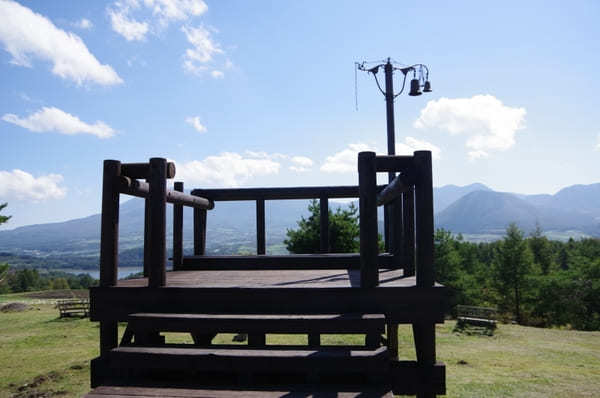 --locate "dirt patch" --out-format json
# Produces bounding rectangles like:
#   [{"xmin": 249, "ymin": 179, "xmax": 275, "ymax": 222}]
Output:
[
  {"xmin": 0, "ymin": 302, "xmax": 30, "ymax": 312},
  {"xmin": 23, "ymin": 290, "xmax": 88, "ymax": 300},
  {"xmin": 12, "ymin": 371, "xmax": 63, "ymax": 398}
]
